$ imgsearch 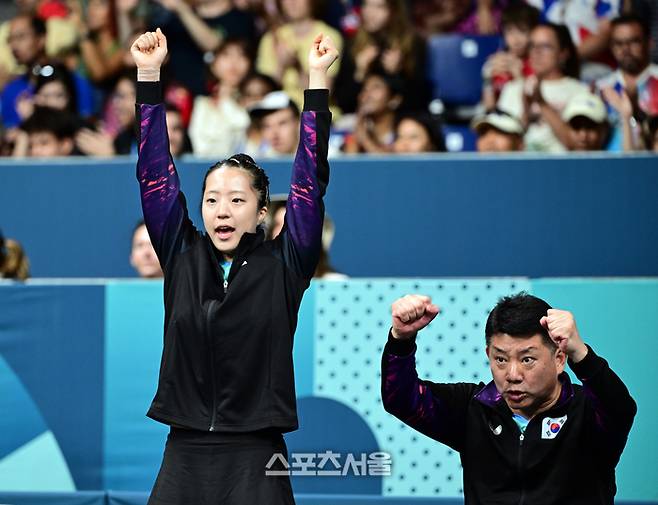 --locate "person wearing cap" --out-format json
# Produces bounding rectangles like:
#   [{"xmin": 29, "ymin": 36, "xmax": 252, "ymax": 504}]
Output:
[
  {"xmin": 472, "ymin": 110, "xmax": 525, "ymax": 152},
  {"xmin": 563, "ymin": 92, "xmax": 610, "ymax": 151},
  {"xmin": 249, "ymin": 90, "xmax": 301, "ymax": 157}
]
